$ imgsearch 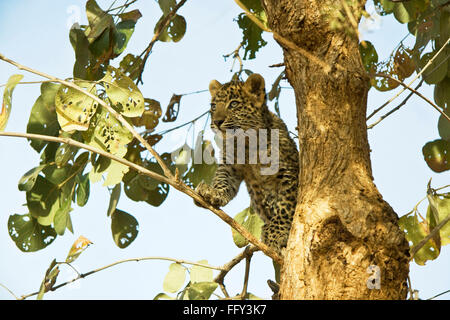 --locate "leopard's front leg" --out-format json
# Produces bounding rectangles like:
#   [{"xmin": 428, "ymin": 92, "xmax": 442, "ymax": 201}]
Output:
[{"xmin": 194, "ymin": 164, "xmax": 242, "ymax": 208}]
